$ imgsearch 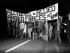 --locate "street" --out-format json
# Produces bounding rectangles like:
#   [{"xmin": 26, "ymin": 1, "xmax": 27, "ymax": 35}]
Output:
[{"xmin": 0, "ymin": 36, "xmax": 70, "ymax": 53}]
